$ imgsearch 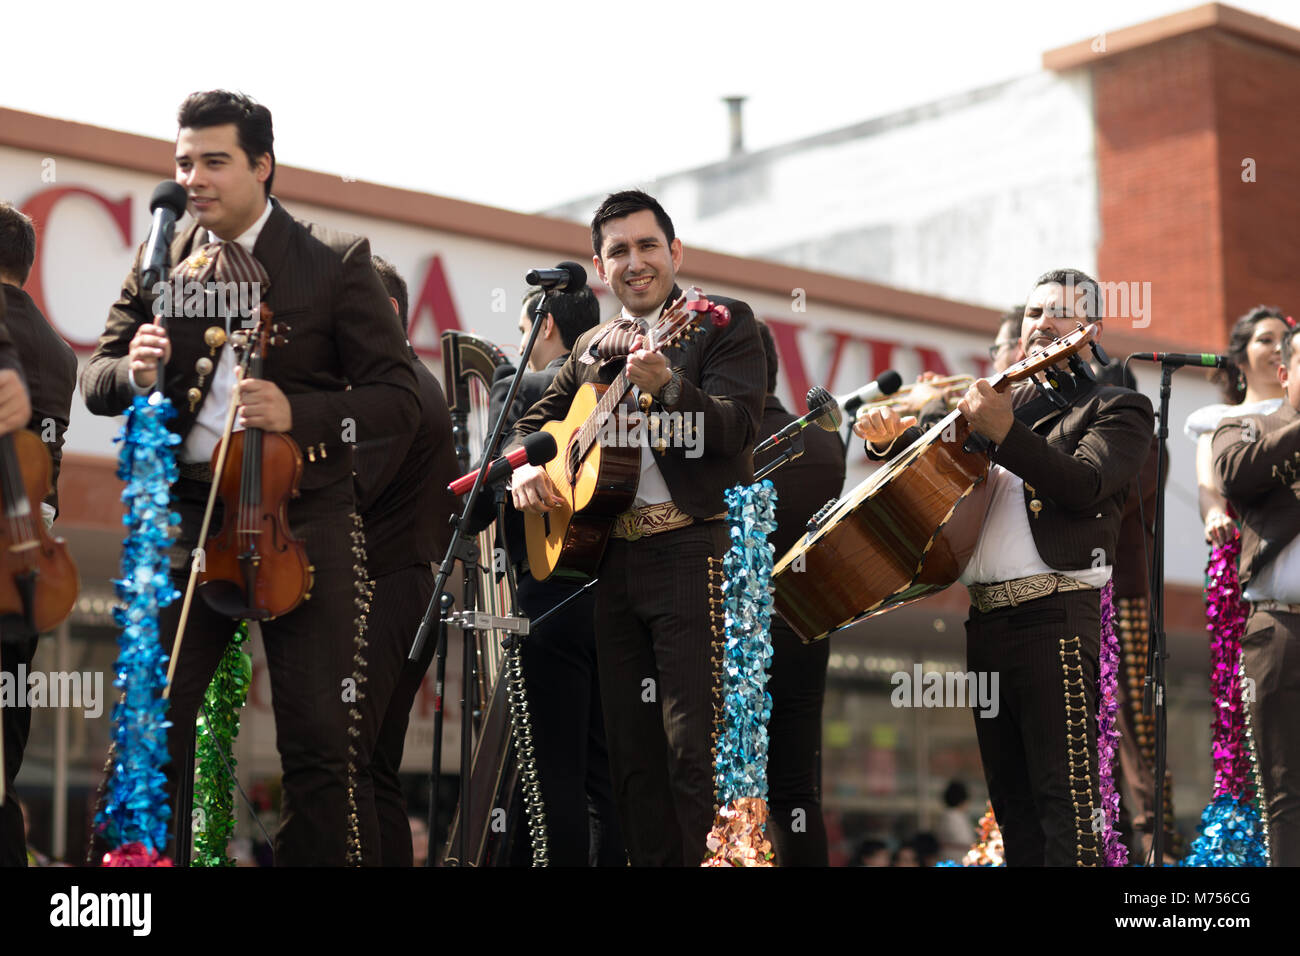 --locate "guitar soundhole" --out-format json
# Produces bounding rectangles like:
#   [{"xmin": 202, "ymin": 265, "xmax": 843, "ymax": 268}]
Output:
[{"xmin": 567, "ymin": 437, "xmax": 581, "ymax": 486}]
